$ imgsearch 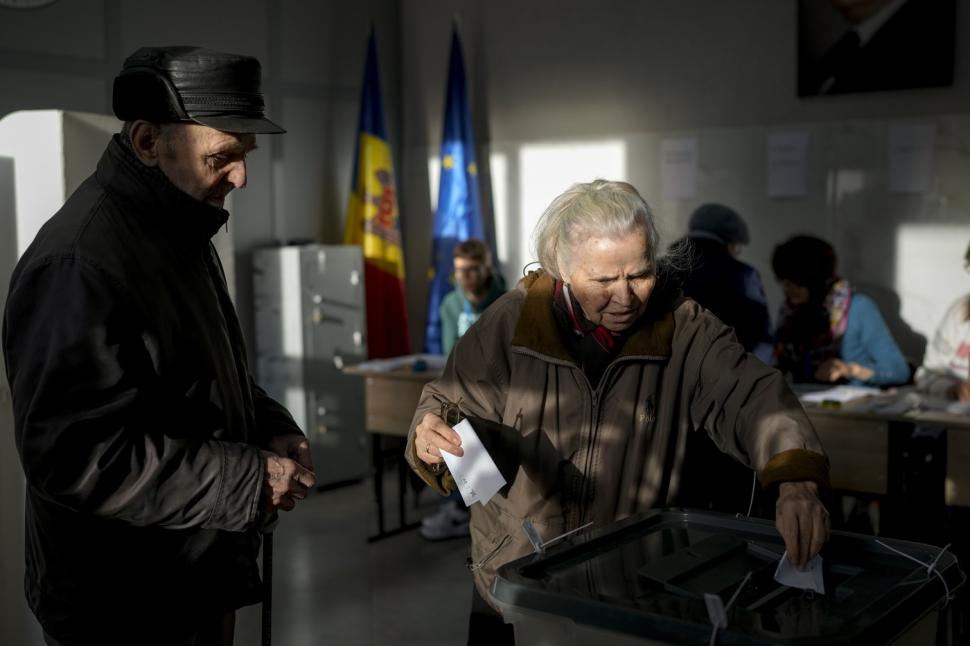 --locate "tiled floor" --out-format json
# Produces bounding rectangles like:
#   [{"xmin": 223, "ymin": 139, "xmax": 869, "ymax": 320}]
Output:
[{"xmin": 234, "ymin": 479, "xmax": 472, "ymax": 646}]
